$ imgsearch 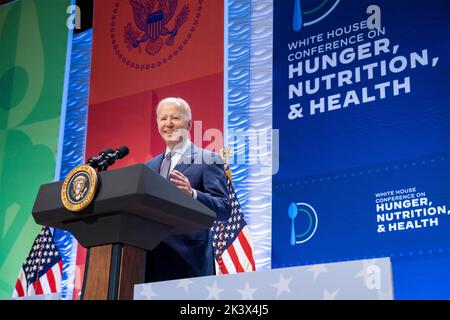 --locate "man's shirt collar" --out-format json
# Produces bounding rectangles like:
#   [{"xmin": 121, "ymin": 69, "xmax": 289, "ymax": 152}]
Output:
[{"xmin": 165, "ymin": 138, "xmax": 191, "ymax": 157}]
